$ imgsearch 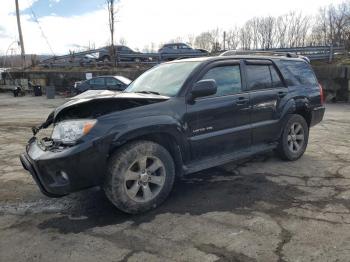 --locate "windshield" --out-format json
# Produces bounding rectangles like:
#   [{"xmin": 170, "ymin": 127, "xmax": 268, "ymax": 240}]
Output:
[{"xmin": 125, "ymin": 61, "xmax": 200, "ymax": 96}]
